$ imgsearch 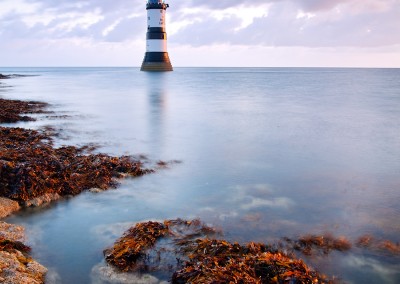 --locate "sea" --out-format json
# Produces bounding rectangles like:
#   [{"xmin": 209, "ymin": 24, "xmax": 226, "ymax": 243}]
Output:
[{"xmin": 1, "ymin": 67, "xmax": 399, "ymax": 283}]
